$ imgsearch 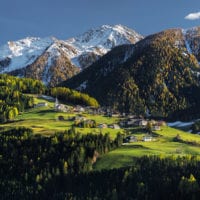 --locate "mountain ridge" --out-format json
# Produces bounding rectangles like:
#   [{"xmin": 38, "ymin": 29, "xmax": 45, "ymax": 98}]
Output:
[{"xmin": 0, "ymin": 24, "xmax": 143, "ymax": 85}]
